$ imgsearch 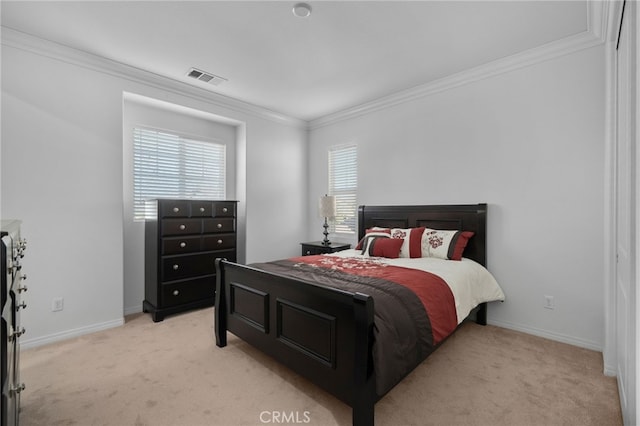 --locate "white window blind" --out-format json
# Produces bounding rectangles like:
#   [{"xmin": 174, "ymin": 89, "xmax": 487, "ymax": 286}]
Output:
[
  {"xmin": 133, "ymin": 127, "xmax": 226, "ymax": 220},
  {"xmin": 328, "ymin": 145, "xmax": 358, "ymax": 234}
]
